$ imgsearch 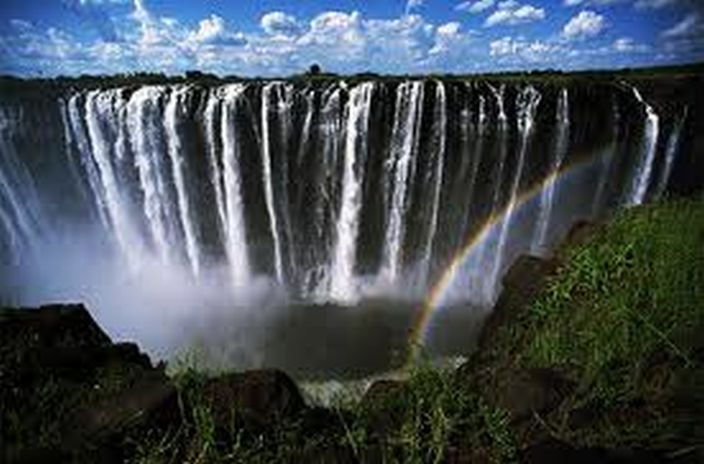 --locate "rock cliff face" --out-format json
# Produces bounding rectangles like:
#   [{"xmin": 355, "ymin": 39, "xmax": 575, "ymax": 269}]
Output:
[{"xmin": 1, "ymin": 72, "xmax": 702, "ymax": 308}]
